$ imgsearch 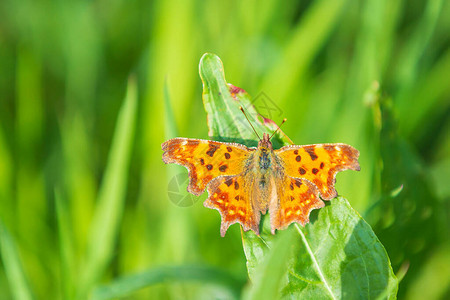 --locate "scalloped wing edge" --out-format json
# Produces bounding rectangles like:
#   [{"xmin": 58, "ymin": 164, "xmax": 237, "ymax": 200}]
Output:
[{"xmin": 275, "ymin": 143, "xmax": 360, "ymax": 200}]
